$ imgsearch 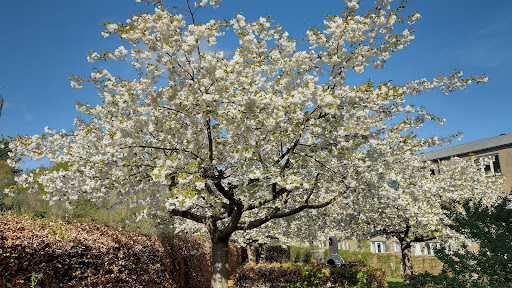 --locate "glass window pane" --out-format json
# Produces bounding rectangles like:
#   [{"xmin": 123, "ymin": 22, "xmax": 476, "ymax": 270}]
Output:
[{"xmin": 493, "ymin": 155, "xmax": 502, "ymax": 174}]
